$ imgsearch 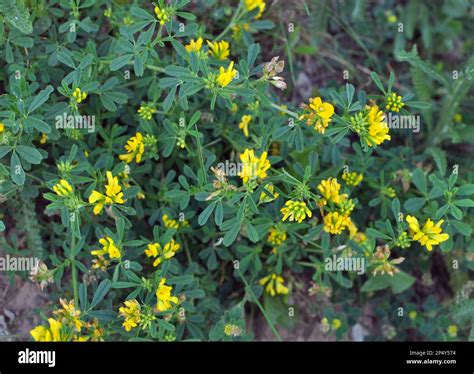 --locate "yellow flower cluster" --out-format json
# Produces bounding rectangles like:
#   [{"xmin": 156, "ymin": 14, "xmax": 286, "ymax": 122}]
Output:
[
  {"xmin": 207, "ymin": 40, "xmax": 230, "ymax": 60},
  {"xmin": 162, "ymin": 214, "xmax": 189, "ymax": 229},
  {"xmin": 406, "ymin": 215, "xmax": 449, "ymax": 251},
  {"xmin": 238, "ymin": 114, "xmax": 252, "ymax": 137},
  {"xmin": 259, "ymin": 273, "xmax": 289, "ymax": 296},
  {"xmin": 137, "ymin": 103, "xmax": 156, "ymax": 120},
  {"xmin": 366, "ymin": 105, "xmax": 391, "ymax": 146},
  {"xmin": 342, "ymin": 172, "xmax": 363, "ymax": 186},
  {"xmin": 185, "ymin": 37, "xmax": 203, "ymax": 52},
  {"xmin": 88, "ymin": 171, "xmax": 125, "ymax": 215},
  {"xmin": 119, "ymin": 299, "xmax": 141, "ymax": 331},
  {"xmin": 72, "ymin": 87, "xmax": 87, "ymax": 103},
  {"xmin": 245, "ymin": 0, "xmax": 266, "ymax": 19},
  {"xmin": 91, "ymin": 237, "xmax": 121, "ymax": 259},
  {"xmin": 317, "ymin": 178, "xmax": 357, "ymax": 235},
  {"xmin": 299, "ymin": 97, "xmax": 335, "ymax": 134},
  {"xmin": 217, "ymin": 61, "xmax": 237, "ymax": 87},
  {"xmin": 119, "ymin": 132, "xmax": 145, "ymax": 164},
  {"xmin": 238, "ymin": 148, "xmax": 271, "ymax": 183},
  {"xmin": 350, "ymin": 105, "xmax": 391, "ymax": 147},
  {"xmin": 280, "ymin": 200, "xmax": 312, "ymax": 223},
  {"xmin": 267, "ymin": 226, "xmax": 287, "ymax": 246},
  {"xmin": 53, "ymin": 179, "xmax": 74, "ymax": 197},
  {"xmin": 259, "ymin": 184, "xmax": 279, "ymax": 203},
  {"xmin": 30, "ymin": 318, "xmax": 65, "ymax": 341},
  {"xmin": 53, "ymin": 299, "xmax": 84, "ymax": 333},
  {"xmin": 385, "ymin": 92, "xmax": 404, "ymax": 112},
  {"xmin": 154, "ymin": 6, "xmax": 170, "ymax": 25},
  {"xmin": 156, "ymin": 278, "xmax": 179, "ymax": 312},
  {"xmin": 145, "ymin": 239, "xmax": 180, "ymax": 267}
]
